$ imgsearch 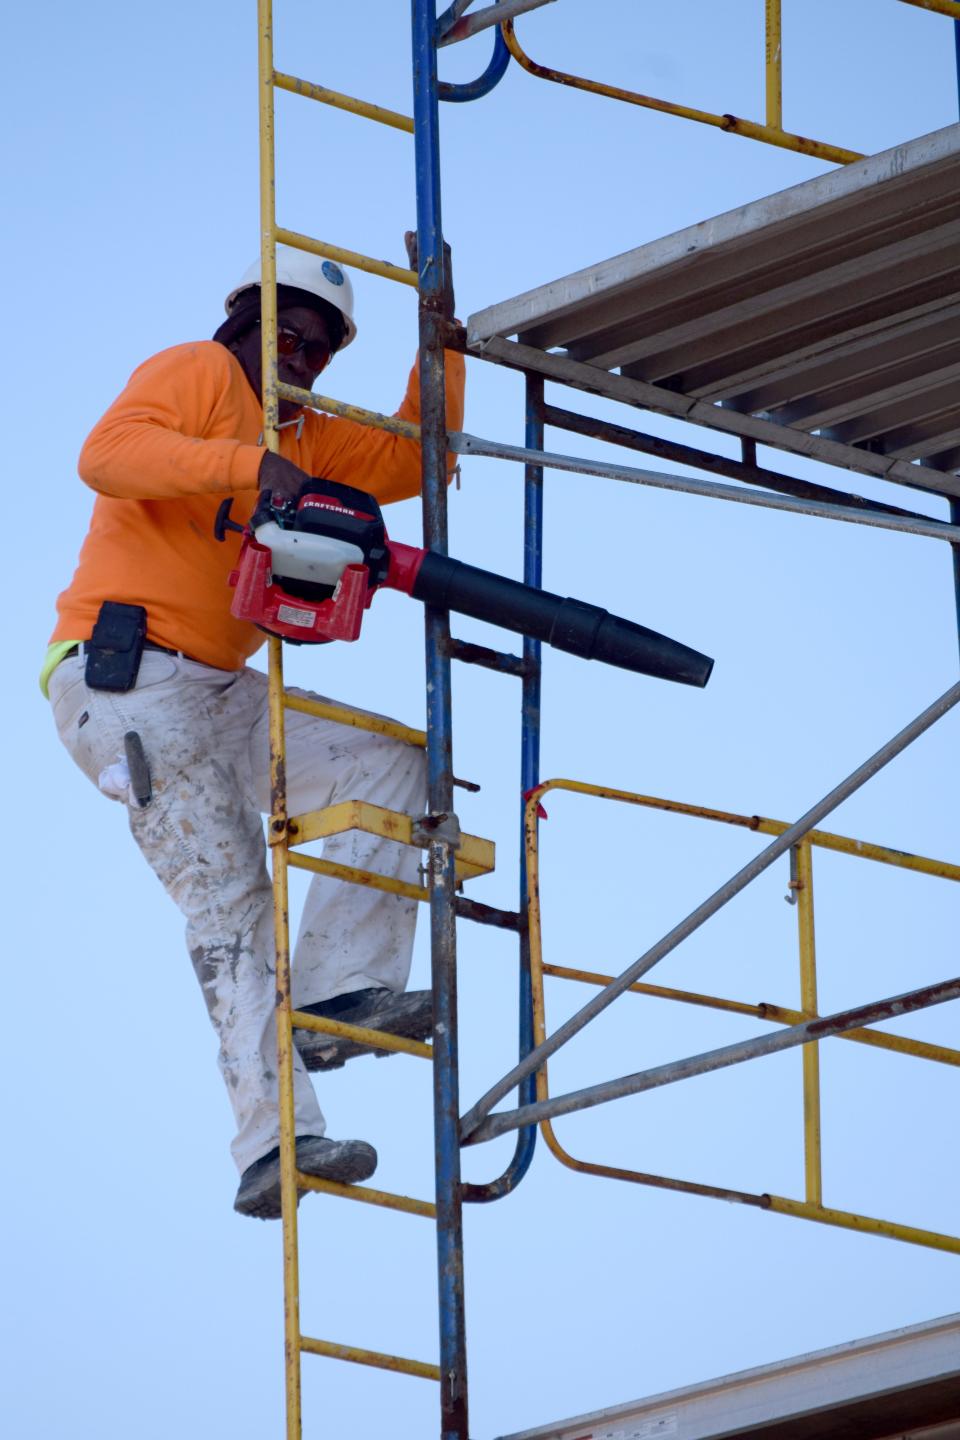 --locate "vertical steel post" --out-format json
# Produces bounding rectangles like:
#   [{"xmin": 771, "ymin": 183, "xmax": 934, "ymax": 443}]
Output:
[
  {"xmin": 765, "ymin": 0, "xmax": 783, "ymax": 130},
  {"xmin": 516, "ymin": 373, "xmax": 544, "ymax": 1167},
  {"xmin": 458, "ymin": 376, "xmax": 541, "ymax": 1209},
  {"xmin": 411, "ymin": 3, "xmax": 469, "ymax": 1437},
  {"xmin": 950, "ymin": 510, "xmax": 960, "ymax": 666},
  {"xmin": 951, "ymin": 20, "xmax": 960, "ymax": 666},
  {"xmin": 795, "ymin": 842, "xmax": 823, "ymax": 1206},
  {"xmin": 257, "ymin": 2, "xmax": 302, "ymax": 1435}
]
